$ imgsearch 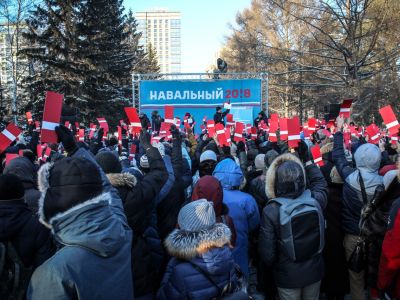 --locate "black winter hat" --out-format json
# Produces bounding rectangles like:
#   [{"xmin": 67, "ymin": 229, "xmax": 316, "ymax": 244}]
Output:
[
  {"xmin": 39, "ymin": 157, "xmax": 103, "ymax": 222},
  {"xmin": 0, "ymin": 174, "xmax": 25, "ymax": 201},
  {"xmin": 216, "ymin": 106, "xmax": 222, "ymax": 111},
  {"xmin": 95, "ymin": 151, "xmax": 122, "ymax": 174}
]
